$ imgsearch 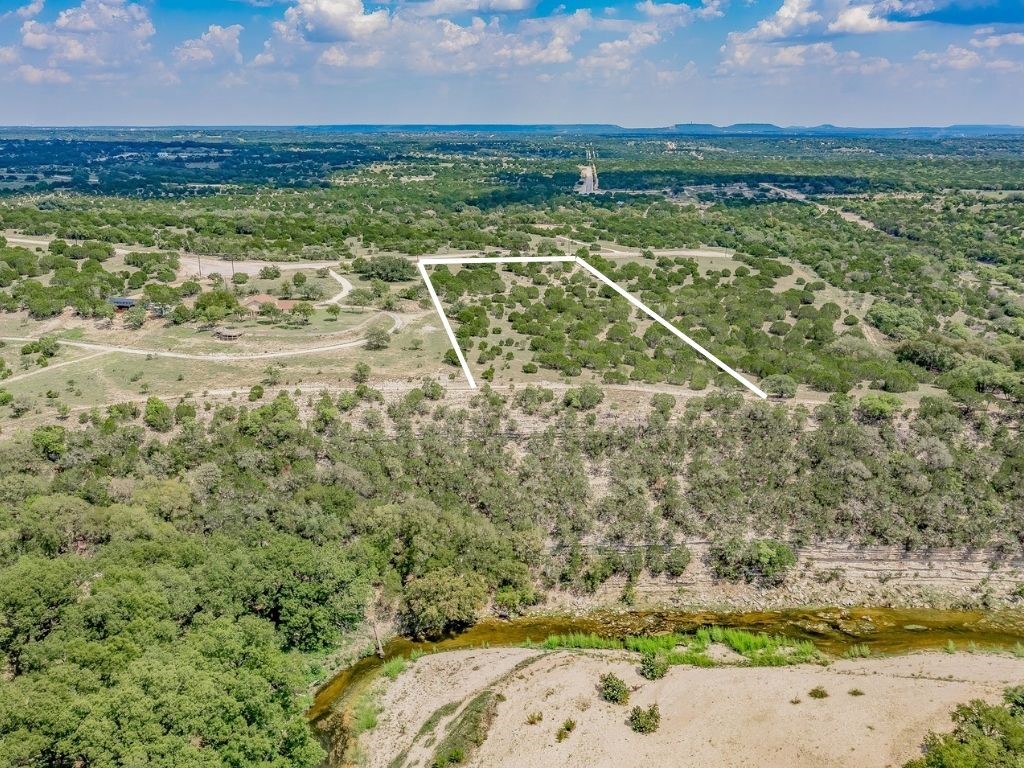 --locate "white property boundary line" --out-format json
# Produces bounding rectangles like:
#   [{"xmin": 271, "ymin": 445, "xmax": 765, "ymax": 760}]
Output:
[{"xmin": 418, "ymin": 255, "xmax": 768, "ymax": 400}]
